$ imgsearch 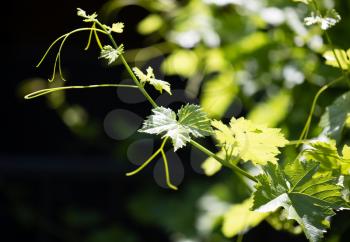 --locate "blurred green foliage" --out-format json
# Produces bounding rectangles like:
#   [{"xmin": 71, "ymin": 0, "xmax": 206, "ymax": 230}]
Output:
[{"xmin": 19, "ymin": 0, "xmax": 350, "ymax": 241}]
